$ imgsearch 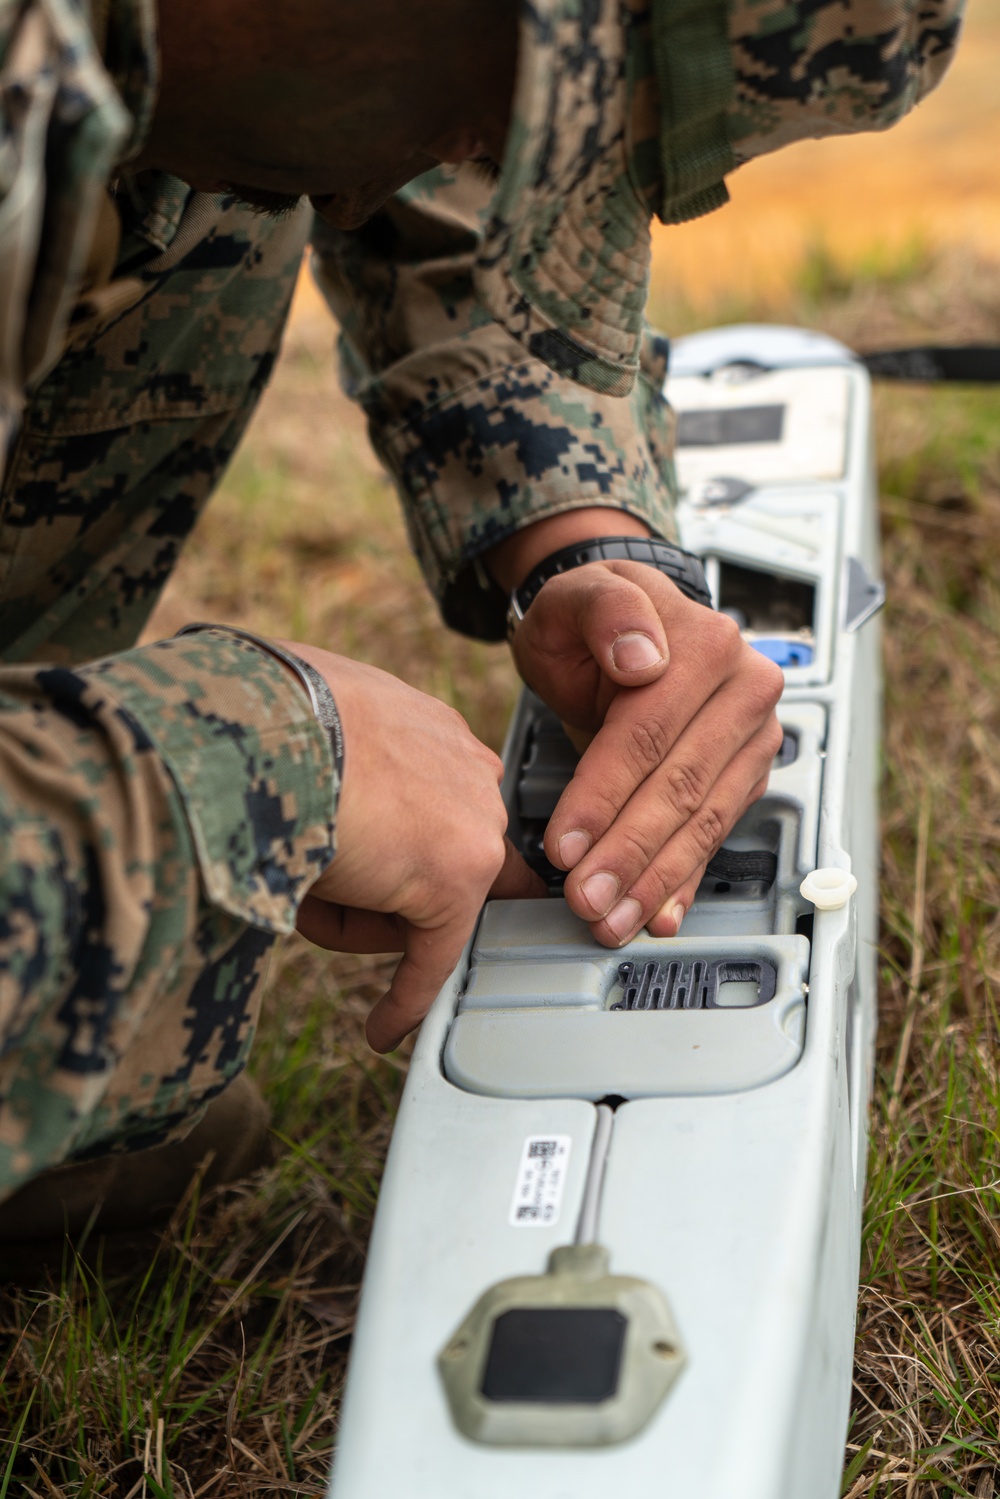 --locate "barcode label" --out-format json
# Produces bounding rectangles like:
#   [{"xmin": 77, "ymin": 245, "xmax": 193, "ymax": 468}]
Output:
[{"xmin": 508, "ymin": 1135, "xmax": 571, "ymax": 1228}]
